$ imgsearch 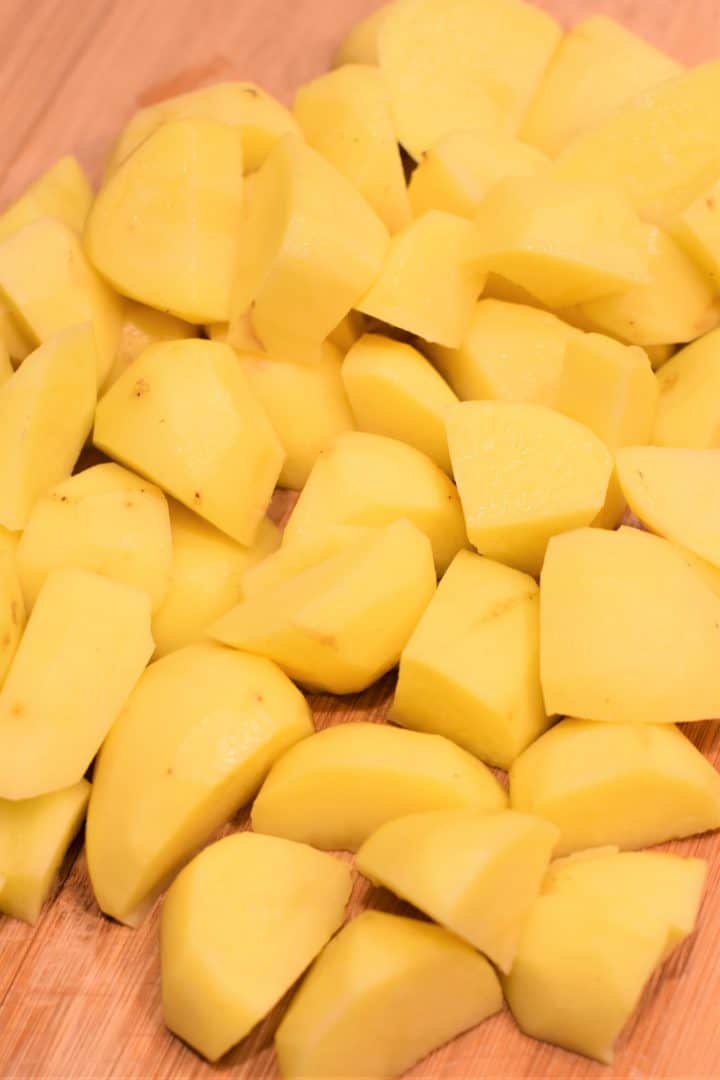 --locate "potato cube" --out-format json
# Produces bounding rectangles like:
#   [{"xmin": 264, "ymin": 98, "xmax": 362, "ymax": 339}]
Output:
[
  {"xmin": 0, "ymin": 155, "xmax": 93, "ymax": 243},
  {"xmin": 107, "ymin": 300, "xmax": 196, "ymax": 389},
  {"xmin": 653, "ymin": 329, "xmax": 720, "ymax": 448},
  {"xmin": 0, "ymin": 530, "xmax": 24, "ymax": 689}
]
